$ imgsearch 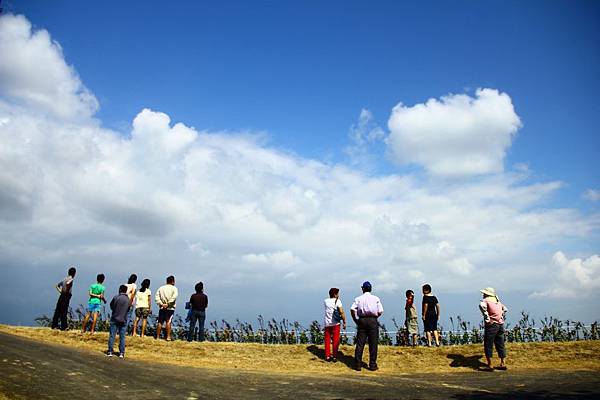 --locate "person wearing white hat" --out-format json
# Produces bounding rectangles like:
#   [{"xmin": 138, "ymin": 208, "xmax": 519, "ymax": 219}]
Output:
[{"xmin": 478, "ymin": 287, "xmax": 508, "ymax": 371}]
